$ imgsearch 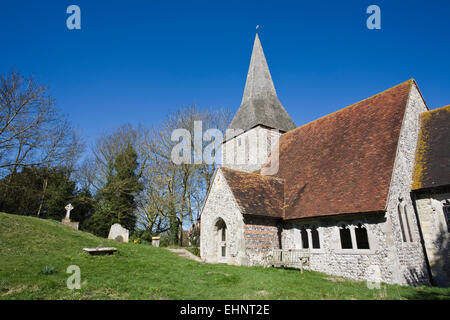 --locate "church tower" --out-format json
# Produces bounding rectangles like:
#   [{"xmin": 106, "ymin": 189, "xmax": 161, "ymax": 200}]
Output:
[{"xmin": 222, "ymin": 33, "xmax": 296, "ymax": 172}]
